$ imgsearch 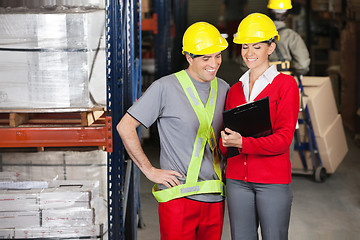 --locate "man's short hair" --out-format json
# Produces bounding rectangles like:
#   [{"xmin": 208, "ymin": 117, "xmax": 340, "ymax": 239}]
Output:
[{"xmin": 184, "ymin": 51, "xmax": 203, "ymax": 59}]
